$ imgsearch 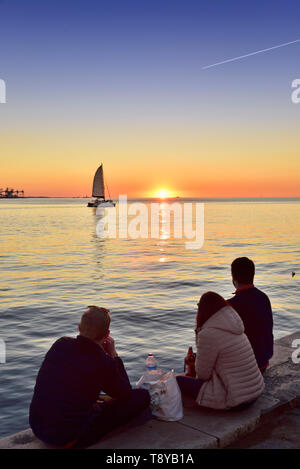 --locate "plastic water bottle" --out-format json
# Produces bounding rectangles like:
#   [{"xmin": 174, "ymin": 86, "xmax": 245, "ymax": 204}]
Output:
[{"xmin": 145, "ymin": 353, "xmax": 157, "ymax": 372}]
